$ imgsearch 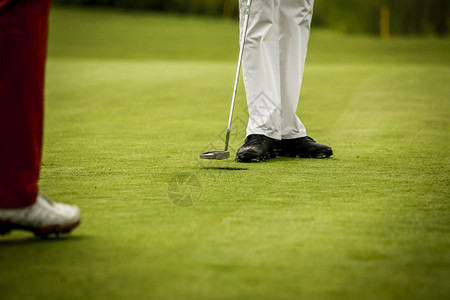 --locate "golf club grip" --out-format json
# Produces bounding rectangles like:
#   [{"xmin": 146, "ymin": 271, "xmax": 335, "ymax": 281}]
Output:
[{"xmin": 225, "ymin": 0, "xmax": 252, "ymax": 151}]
